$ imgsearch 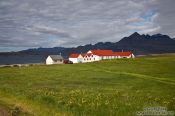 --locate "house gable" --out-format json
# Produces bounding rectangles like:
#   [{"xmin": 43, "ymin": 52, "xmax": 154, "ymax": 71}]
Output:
[
  {"xmin": 46, "ymin": 56, "xmax": 53, "ymax": 63},
  {"xmin": 87, "ymin": 50, "xmax": 92, "ymax": 54},
  {"xmin": 46, "ymin": 55, "xmax": 63, "ymax": 65}
]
